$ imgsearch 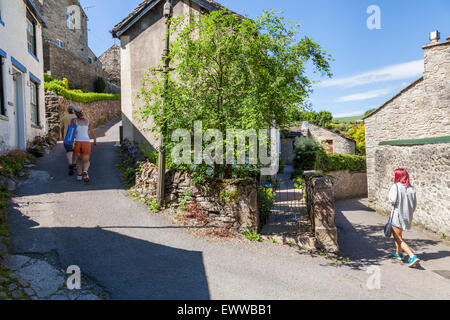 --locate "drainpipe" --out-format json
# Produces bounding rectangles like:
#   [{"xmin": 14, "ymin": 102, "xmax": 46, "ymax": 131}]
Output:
[{"xmin": 157, "ymin": 0, "xmax": 173, "ymax": 209}]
